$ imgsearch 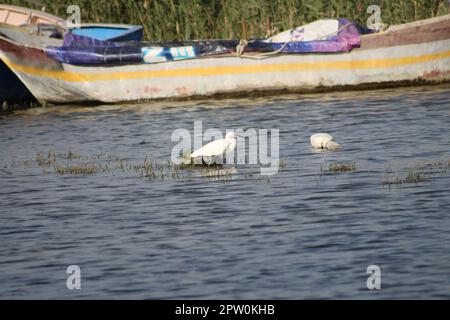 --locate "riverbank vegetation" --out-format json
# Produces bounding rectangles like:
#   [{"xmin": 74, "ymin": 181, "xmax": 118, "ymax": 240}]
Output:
[{"xmin": 4, "ymin": 0, "xmax": 449, "ymax": 41}]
